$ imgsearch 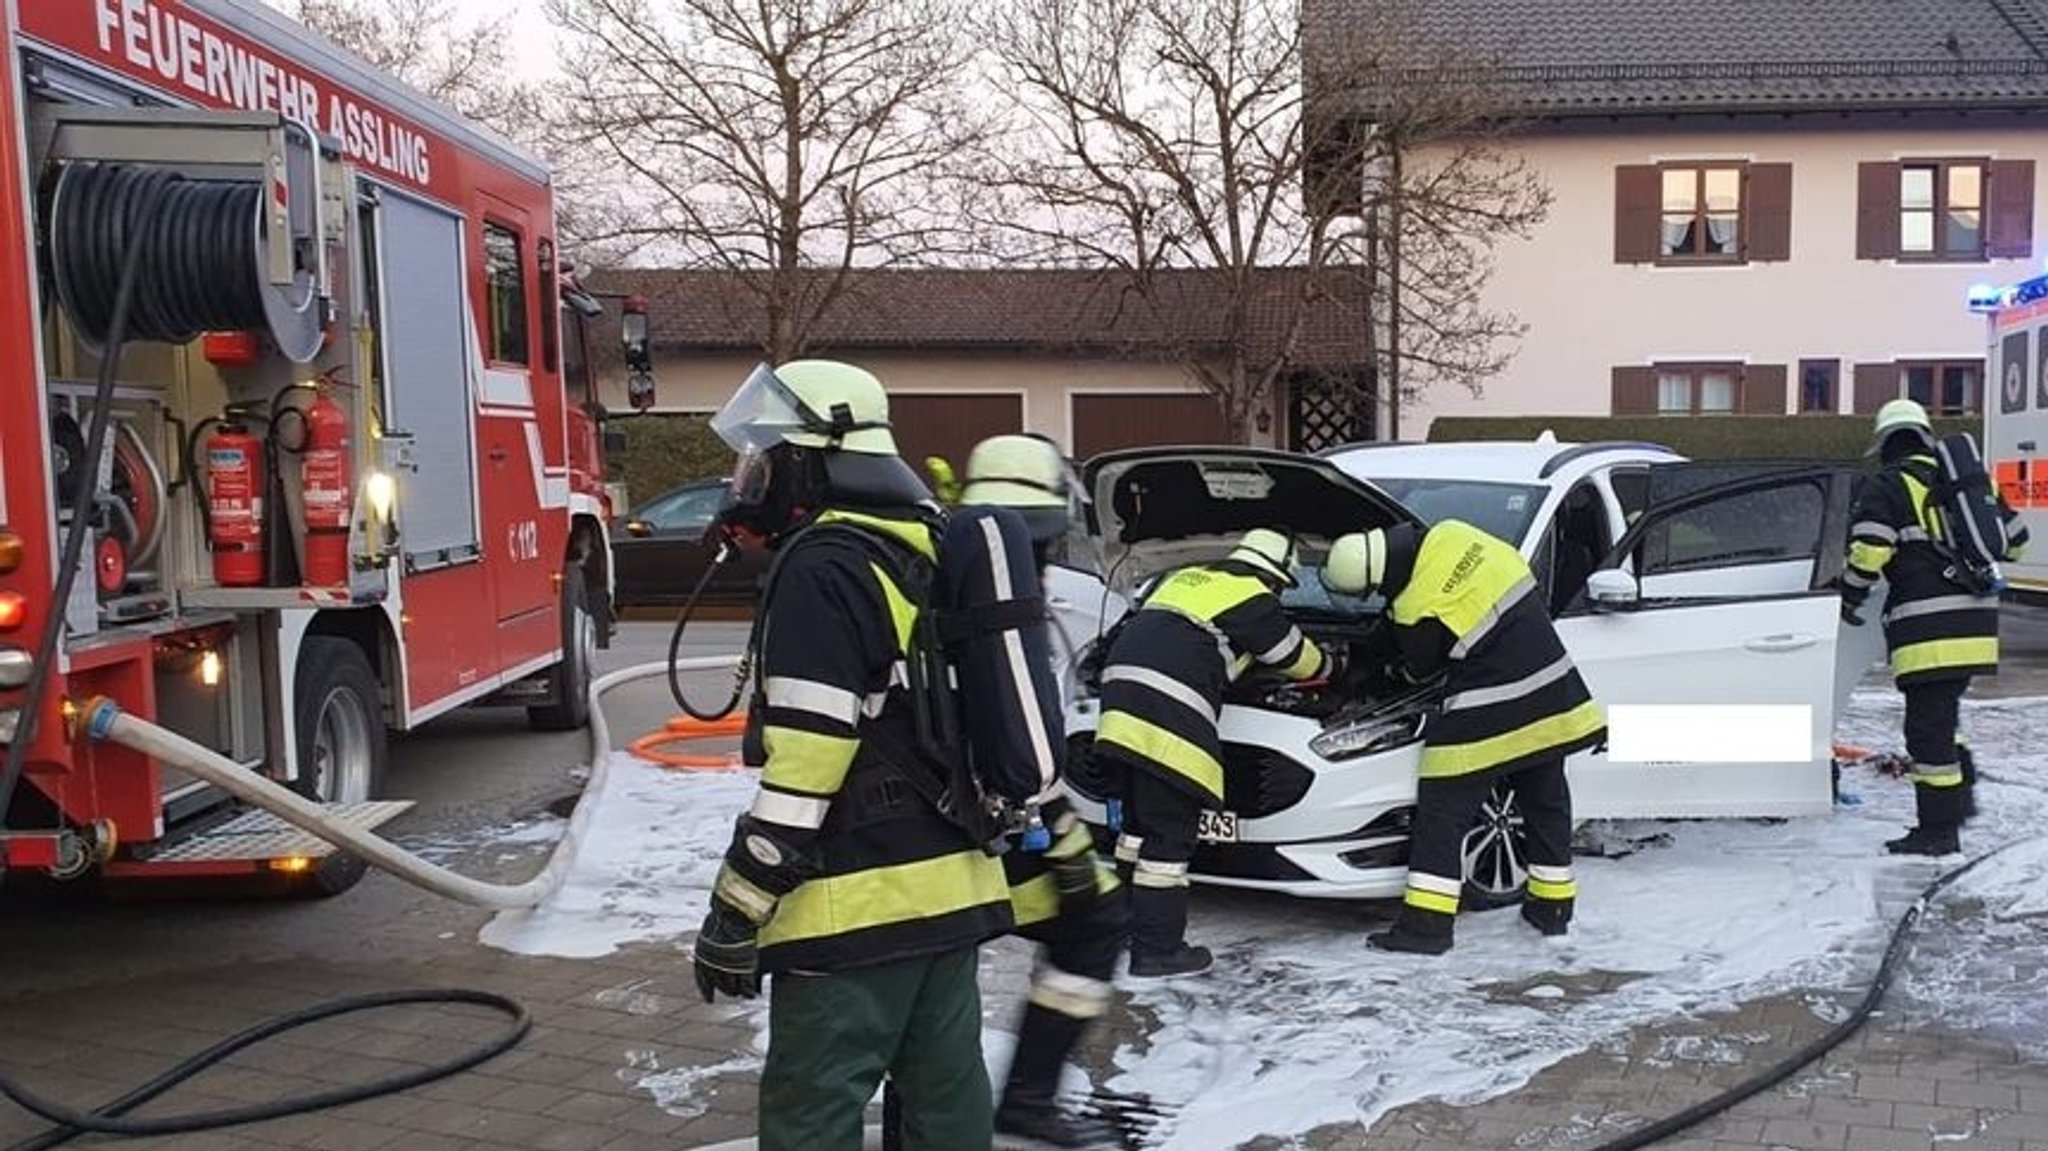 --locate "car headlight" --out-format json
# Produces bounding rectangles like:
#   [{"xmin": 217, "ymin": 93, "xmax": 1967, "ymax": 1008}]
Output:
[{"xmin": 1309, "ymin": 711, "xmax": 1426, "ymax": 761}]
